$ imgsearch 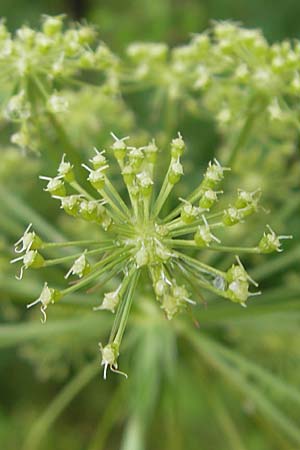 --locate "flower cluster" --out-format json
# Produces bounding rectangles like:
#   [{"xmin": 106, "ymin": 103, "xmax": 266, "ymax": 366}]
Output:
[
  {"xmin": 125, "ymin": 22, "xmax": 300, "ymax": 125},
  {"xmin": 0, "ymin": 16, "xmax": 118, "ymax": 150},
  {"xmin": 11, "ymin": 134, "xmax": 291, "ymax": 378}
]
